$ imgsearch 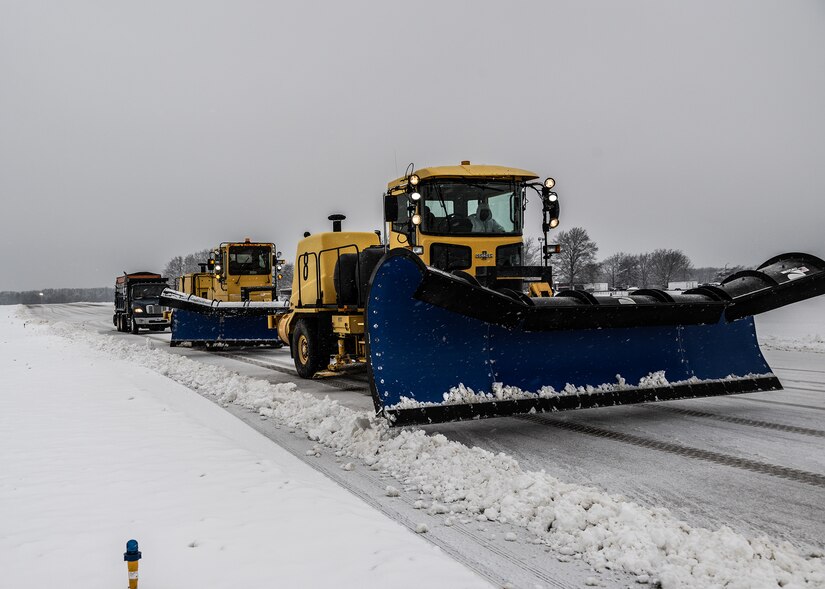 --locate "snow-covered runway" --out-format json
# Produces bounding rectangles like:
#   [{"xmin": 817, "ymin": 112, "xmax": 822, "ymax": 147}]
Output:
[{"xmin": 9, "ymin": 300, "xmax": 825, "ymax": 588}]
